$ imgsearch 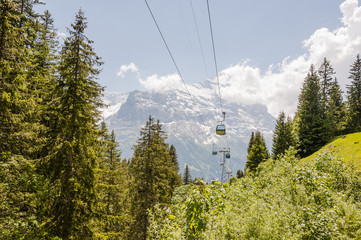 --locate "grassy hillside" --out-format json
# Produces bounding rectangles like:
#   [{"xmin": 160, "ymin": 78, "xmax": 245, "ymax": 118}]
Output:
[{"xmin": 302, "ymin": 132, "xmax": 361, "ymax": 169}]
